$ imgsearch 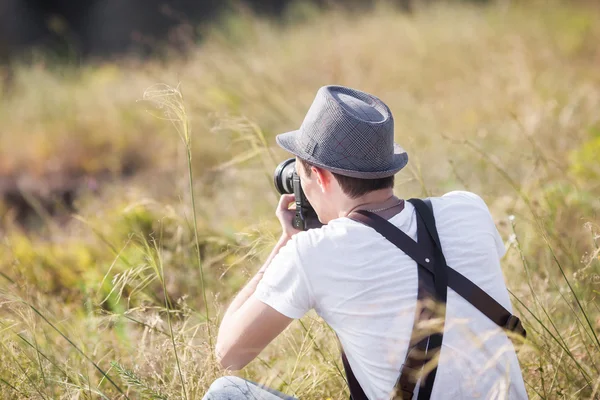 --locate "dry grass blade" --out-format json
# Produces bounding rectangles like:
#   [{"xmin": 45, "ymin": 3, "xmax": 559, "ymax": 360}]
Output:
[
  {"xmin": 142, "ymin": 235, "xmax": 188, "ymax": 400},
  {"xmin": 1, "ymin": 2, "xmax": 599, "ymax": 398},
  {"xmin": 111, "ymin": 361, "xmax": 168, "ymax": 400},
  {"xmin": 142, "ymin": 82, "xmax": 214, "ymax": 355},
  {"xmin": 23, "ymin": 303, "xmax": 129, "ymax": 399}
]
